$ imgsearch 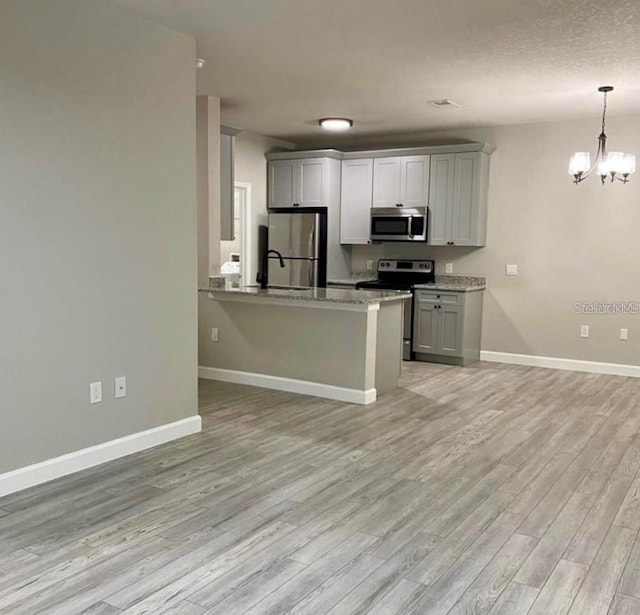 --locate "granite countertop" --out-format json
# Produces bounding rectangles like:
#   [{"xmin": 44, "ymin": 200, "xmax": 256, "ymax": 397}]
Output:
[
  {"xmin": 327, "ymin": 271, "xmax": 377, "ymax": 286},
  {"xmin": 198, "ymin": 286, "xmax": 412, "ymax": 305},
  {"xmin": 414, "ymin": 275, "xmax": 487, "ymax": 292}
]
